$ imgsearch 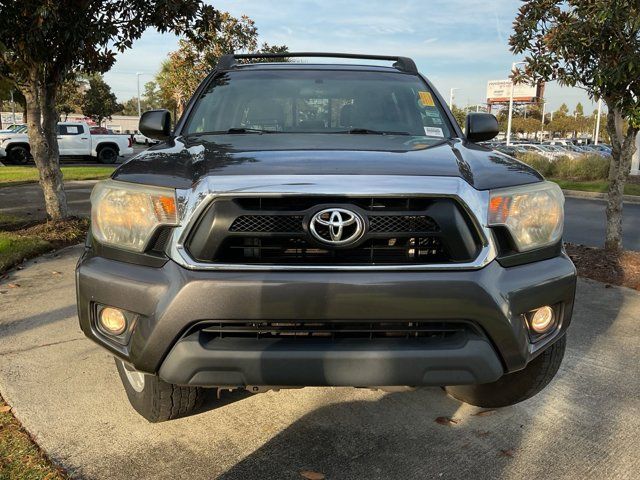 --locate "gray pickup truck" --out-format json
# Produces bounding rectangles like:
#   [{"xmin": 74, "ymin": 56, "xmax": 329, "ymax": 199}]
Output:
[{"xmin": 76, "ymin": 53, "xmax": 576, "ymax": 422}]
